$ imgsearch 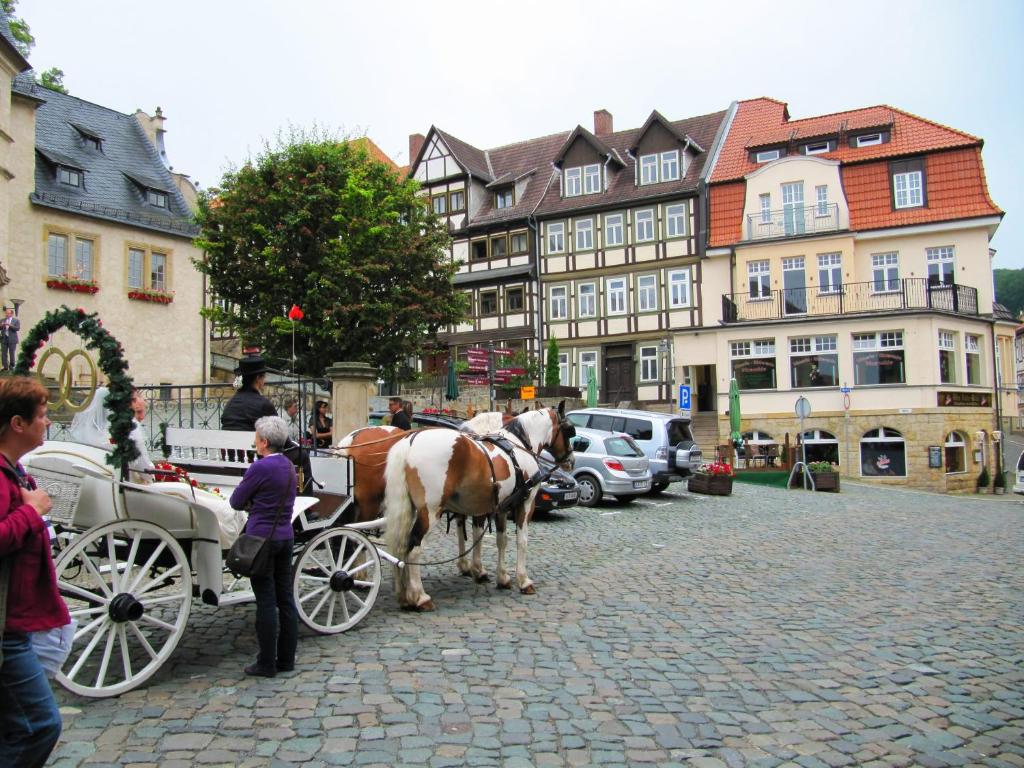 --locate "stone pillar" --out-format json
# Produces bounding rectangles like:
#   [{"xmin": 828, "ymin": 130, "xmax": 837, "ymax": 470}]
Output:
[{"xmin": 325, "ymin": 361, "xmax": 378, "ymax": 441}]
